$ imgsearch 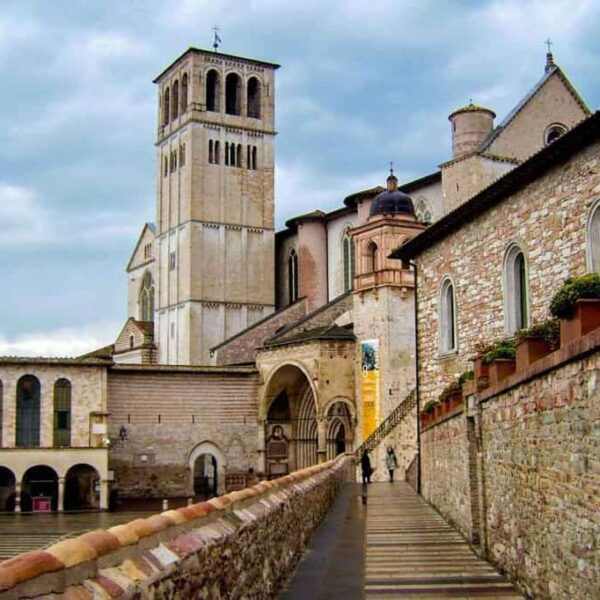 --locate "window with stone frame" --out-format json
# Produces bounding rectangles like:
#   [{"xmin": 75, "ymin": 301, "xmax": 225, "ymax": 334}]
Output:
[
  {"xmin": 225, "ymin": 72, "xmax": 241, "ymax": 116},
  {"xmin": 544, "ymin": 123, "xmax": 567, "ymax": 145},
  {"xmin": 415, "ymin": 197, "xmax": 433, "ymax": 224},
  {"xmin": 169, "ymin": 251, "xmax": 176, "ymax": 271},
  {"xmin": 53, "ymin": 379, "xmax": 71, "ymax": 448},
  {"xmin": 179, "ymin": 143, "xmax": 185, "ymax": 167},
  {"xmin": 504, "ymin": 244, "xmax": 529, "ymax": 334},
  {"xmin": 342, "ymin": 229, "xmax": 355, "ymax": 292},
  {"xmin": 365, "ymin": 241, "xmax": 378, "ymax": 273},
  {"xmin": 140, "ymin": 270, "xmax": 155, "ymax": 321},
  {"xmin": 288, "ymin": 249, "xmax": 299, "ymax": 304},
  {"xmin": 16, "ymin": 375, "xmax": 41, "ymax": 447},
  {"xmin": 247, "ymin": 76, "xmax": 261, "ymax": 118},
  {"xmin": 171, "ymin": 80, "xmax": 179, "ymax": 120},
  {"xmin": 162, "ymin": 87, "xmax": 170, "ymax": 126},
  {"xmin": 180, "ymin": 73, "xmax": 188, "ymax": 113},
  {"xmin": 439, "ymin": 277, "xmax": 457, "ymax": 353},
  {"xmin": 587, "ymin": 199, "xmax": 600, "ymax": 272}
]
